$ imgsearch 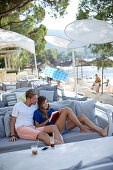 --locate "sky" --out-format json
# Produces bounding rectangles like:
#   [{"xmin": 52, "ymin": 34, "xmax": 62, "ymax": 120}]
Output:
[{"xmin": 41, "ymin": 0, "xmax": 79, "ymax": 30}]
